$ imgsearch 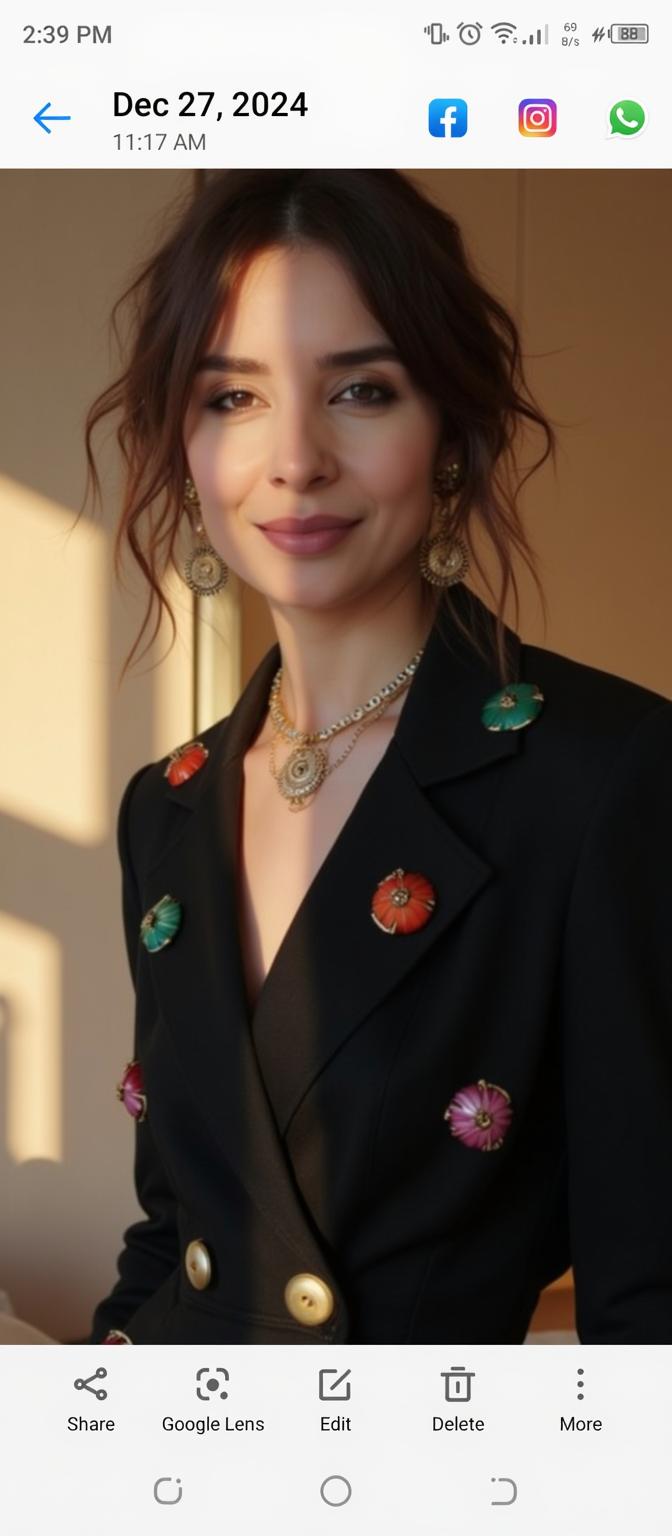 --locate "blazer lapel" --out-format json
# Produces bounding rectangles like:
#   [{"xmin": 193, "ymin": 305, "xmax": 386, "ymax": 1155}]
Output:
[
  {"xmin": 250, "ymin": 746, "xmax": 495, "ymax": 1133},
  {"xmin": 143, "ymin": 639, "xmax": 334, "ymax": 1266},
  {"xmin": 250, "ymin": 585, "xmax": 524, "ymax": 1132},
  {"xmin": 144, "ymin": 586, "xmax": 524, "ymax": 1245}
]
